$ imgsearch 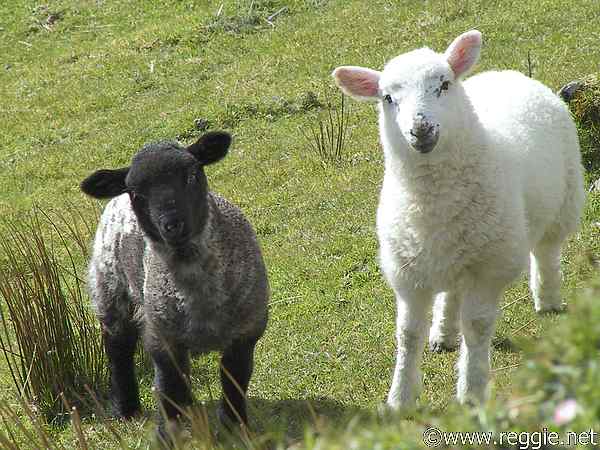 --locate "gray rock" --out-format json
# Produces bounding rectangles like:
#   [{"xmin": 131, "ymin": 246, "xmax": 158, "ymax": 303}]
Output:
[{"xmin": 558, "ymin": 80, "xmax": 584, "ymax": 103}]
